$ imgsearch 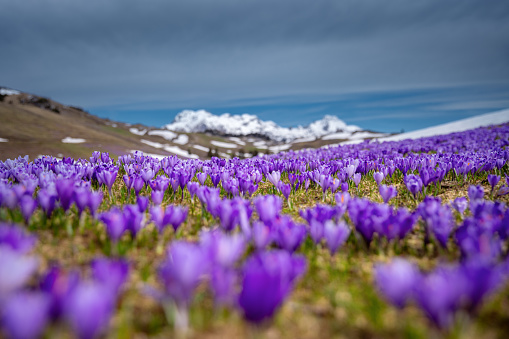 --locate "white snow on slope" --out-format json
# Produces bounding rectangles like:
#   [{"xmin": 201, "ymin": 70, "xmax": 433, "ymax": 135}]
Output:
[
  {"xmin": 0, "ymin": 138, "xmax": 8, "ymax": 142},
  {"xmin": 193, "ymin": 144, "xmax": 210, "ymax": 152},
  {"xmin": 164, "ymin": 110, "xmax": 362, "ymax": 143},
  {"xmin": 378, "ymin": 109, "xmax": 509, "ymax": 142},
  {"xmin": 0, "ymin": 88, "xmax": 20, "ymax": 96},
  {"xmin": 61, "ymin": 137, "xmax": 86, "ymax": 144},
  {"xmin": 148, "ymin": 130, "xmax": 177, "ymax": 141},
  {"xmin": 322, "ymin": 132, "xmax": 352, "ymax": 140},
  {"xmin": 173, "ymin": 134, "xmax": 189, "ymax": 145},
  {"xmin": 269, "ymin": 144, "xmax": 292, "ymax": 153},
  {"xmin": 228, "ymin": 137, "xmax": 246, "ymax": 145},
  {"xmin": 163, "ymin": 145, "xmax": 198, "ymax": 159},
  {"xmin": 140, "ymin": 139, "xmax": 198, "ymax": 159},
  {"xmin": 210, "ymin": 140, "xmax": 238, "ymax": 149},
  {"xmin": 129, "ymin": 128, "xmax": 147, "ymax": 136},
  {"xmin": 140, "ymin": 139, "xmax": 163, "ymax": 148}
]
